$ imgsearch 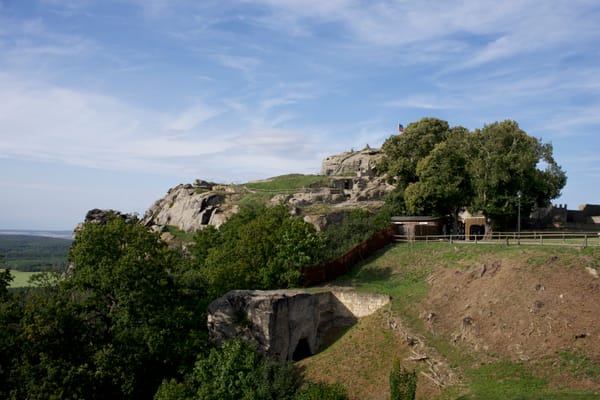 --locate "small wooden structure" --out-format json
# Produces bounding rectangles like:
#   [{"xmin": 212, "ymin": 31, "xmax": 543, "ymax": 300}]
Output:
[
  {"xmin": 463, "ymin": 216, "xmax": 486, "ymax": 240},
  {"xmin": 391, "ymin": 216, "xmax": 445, "ymax": 241}
]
